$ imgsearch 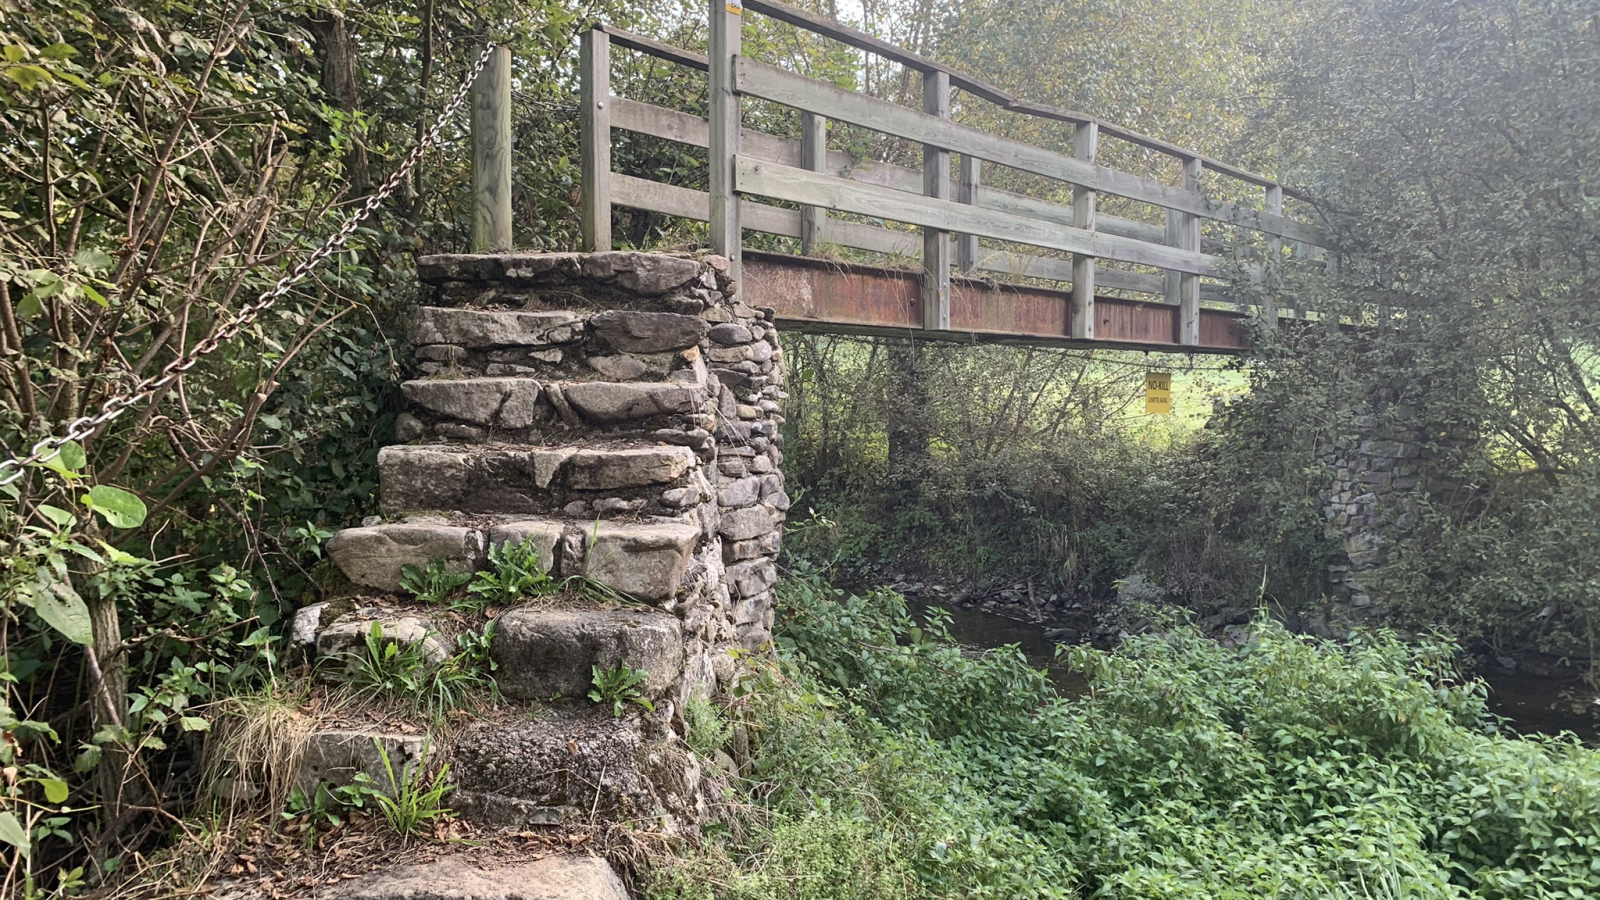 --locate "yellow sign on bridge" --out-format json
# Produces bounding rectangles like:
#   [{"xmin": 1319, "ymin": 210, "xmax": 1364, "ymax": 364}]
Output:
[{"xmin": 1145, "ymin": 372, "xmax": 1172, "ymax": 414}]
